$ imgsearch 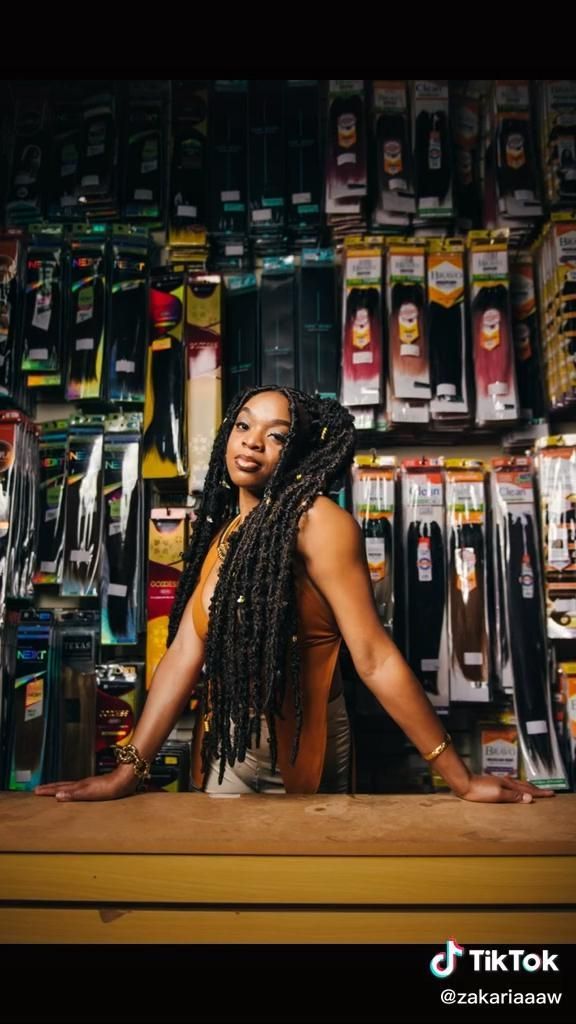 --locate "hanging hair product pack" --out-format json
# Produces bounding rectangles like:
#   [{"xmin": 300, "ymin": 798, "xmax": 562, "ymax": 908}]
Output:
[
  {"xmin": 259, "ymin": 257, "xmax": 297, "ymax": 388},
  {"xmin": 121, "ymin": 81, "xmax": 166, "ymax": 223},
  {"xmin": 372, "ymin": 80, "xmax": 415, "ymax": 226},
  {"xmin": 535, "ymin": 435, "xmax": 576, "ymax": 639},
  {"xmin": 33, "ymin": 420, "xmax": 68, "ymax": 586},
  {"xmin": 445, "ymin": 460, "xmax": 490, "ymax": 702},
  {"xmin": 510, "ymin": 250, "xmax": 546, "ymax": 420},
  {"xmin": 540, "ymin": 81, "xmax": 576, "ymax": 209},
  {"xmin": 146, "ymin": 508, "xmax": 190, "ymax": 690},
  {"xmin": 95, "ymin": 663, "xmax": 141, "ymax": 774},
  {"xmin": 20, "ymin": 227, "xmax": 66, "ymax": 388},
  {"xmin": 0, "ymin": 411, "xmax": 39, "ymax": 608},
  {"xmin": 0, "ymin": 232, "xmax": 30, "ymax": 412},
  {"xmin": 223, "ymin": 273, "xmax": 259, "ymax": 405},
  {"xmin": 100, "ymin": 414, "xmax": 143, "ymax": 646},
  {"xmin": 61, "ymin": 416, "xmax": 104, "ymax": 597},
  {"xmin": 209, "ymin": 81, "xmax": 248, "ymax": 237},
  {"xmin": 401, "ymin": 460, "xmax": 449, "ymax": 709},
  {"xmin": 325, "ymin": 80, "xmax": 367, "ymax": 208},
  {"xmin": 185, "ymin": 273, "xmax": 223, "ymax": 494},
  {"xmin": 469, "ymin": 231, "xmax": 519, "ymax": 424},
  {"xmin": 352, "ymin": 456, "xmax": 396, "ymax": 633},
  {"xmin": 107, "ymin": 228, "xmax": 149, "ymax": 404},
  {"xmin": 491, "ymin": 457, "xmax": 568, "ymax": 788},
  {"xmin": 558, "ymin": 662, "xmax": 576, "ymax": 788},
  {"xmin": 427, "ymin": 238, "xmax": 470, "ymax": 419},
  {"xmin": 169, "ymin": 81, "xmax": 208, "ymax": 246},
  {"xmin": 493, "ymin": 80, "xmax": 542, "ymax": 221},
  {"xmin": 144, "ymin": 269, "xmax": 186, "ymax": 478},
  {"xmin": 55, "ymin": 609, "xmax": 99, "ymax": 781},
  {"xmin": 298, "ymin": 249, "xmax": 339, "ymax": 399},
  {"xmin": 248, "ymin": 80, "xmax": 285, "ymax": 241},
  {"xmin": 66, "ymin": 228, "xmax": 107, "ymax": 401},
  {"xmin": 453, "ymin": 86, "xmax": 483, "ymax": 229},
  {"xmin": 285, "ymin": 80, "xmax": 321, "ymax": 236},
  {"xmin": 340, "ymin": 239, "xmax": 383, "ymax": 408},
  {"xmin": 413, "ymin": 80, "xmax": 453, "ymax": 220},
  {"xmin": 387, "ymin": 238, "xmax": 430, "ymax": 408},
  {"xmin": 7, "ymin": 611, "xmax": 55, "ymax": 791}
]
